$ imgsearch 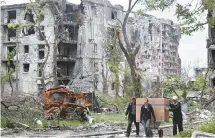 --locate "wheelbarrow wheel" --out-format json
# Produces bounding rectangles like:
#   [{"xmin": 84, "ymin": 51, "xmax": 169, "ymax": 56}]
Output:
[{"xmin": 158, "ymin": 129, "xmax": 163, "ymax": 137}]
